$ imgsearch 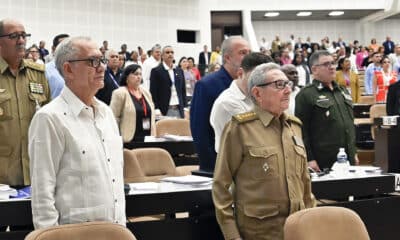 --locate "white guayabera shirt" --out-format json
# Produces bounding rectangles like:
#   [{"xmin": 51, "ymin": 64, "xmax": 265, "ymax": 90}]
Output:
[{"xmin": 29, "ymin": 86, "xmax": 126, "ymax": 229}]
